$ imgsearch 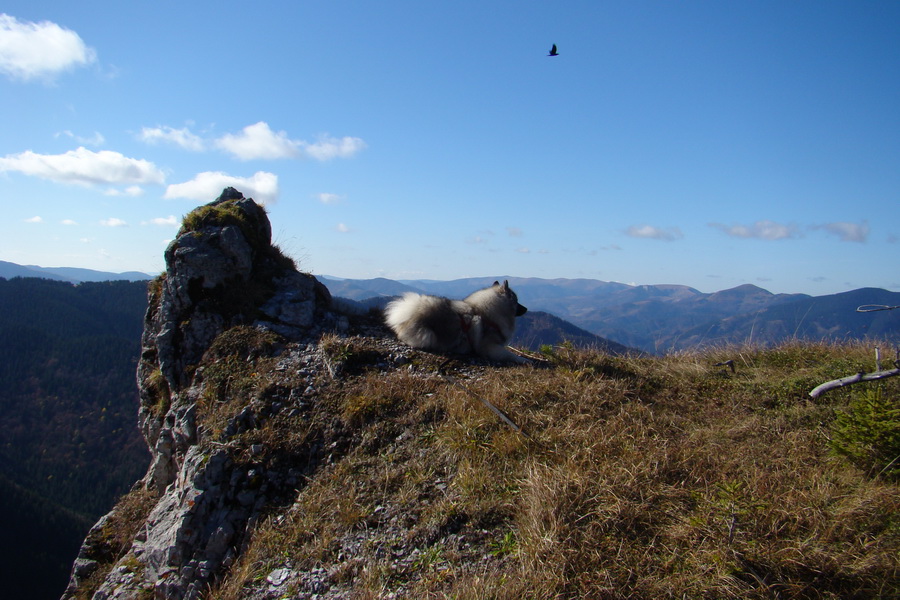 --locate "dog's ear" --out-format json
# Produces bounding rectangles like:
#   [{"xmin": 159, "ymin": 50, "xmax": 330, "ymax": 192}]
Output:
[
  {"xmin": 501, "ymin": 280, "xmax": 510, "ymax": 291},
  {"xmin": 492, "ymin": 280, "xmax": 500, "ymax": 287}
]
